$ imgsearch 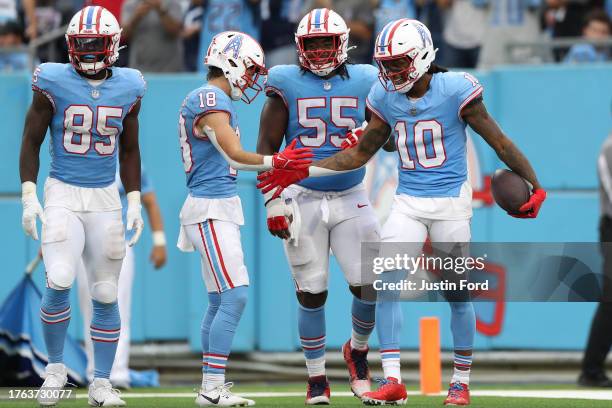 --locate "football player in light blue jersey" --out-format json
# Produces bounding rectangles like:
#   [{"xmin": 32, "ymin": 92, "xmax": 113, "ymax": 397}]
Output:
[
  {"xmin": 258, "ymin": 19, "xmax": 547, "ymax": 405},
  {"xmin": 18, "ymin": 6, "xmax": 145, "ymax": 407},
  {"xmin": 177, "ymin": 31, "xmax": 312, "ymax": 407},
  {"xmin": 256, "ymin": 8, "xmax": 391, "ymax": 404}
]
